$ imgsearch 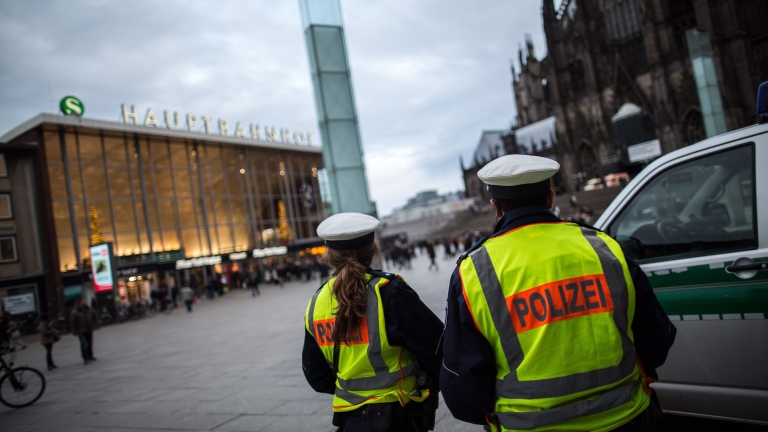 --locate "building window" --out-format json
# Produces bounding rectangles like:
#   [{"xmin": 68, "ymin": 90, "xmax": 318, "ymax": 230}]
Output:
[
  {"xmin": 0, "ymin": 236, "xmax": 18, "ymax": 263},
  {"xmin": 604, "ymin": 0, "xmax": 642, "ymax": 43},
  {"xmin": 0, "ymin": 153, "xmax": 6, "ymax": 177},
  {"xmin": 0, "ymin": 194, "xmax": 11, "ymax": 219}
]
